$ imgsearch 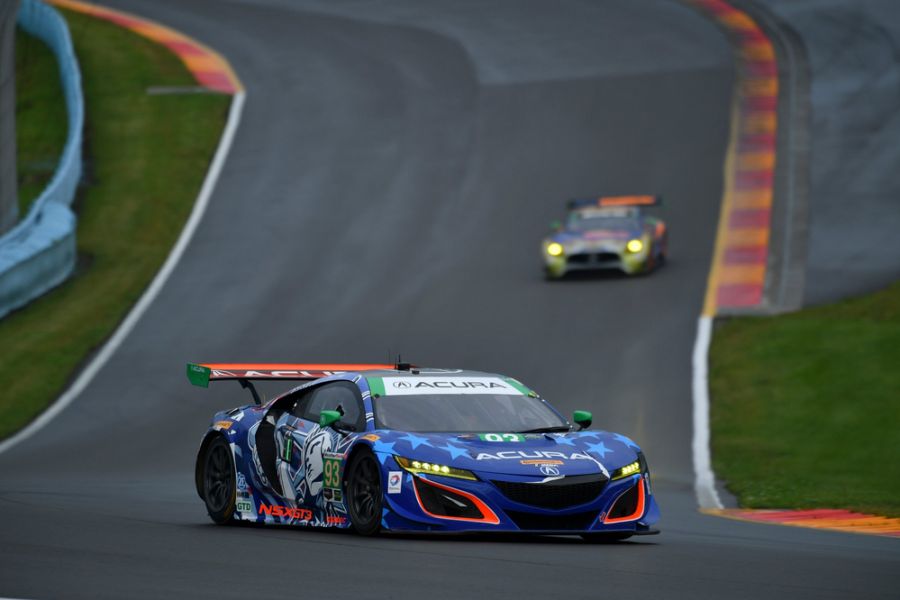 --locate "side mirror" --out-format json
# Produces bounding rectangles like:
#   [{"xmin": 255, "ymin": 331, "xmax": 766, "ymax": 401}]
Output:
[
  {"xmin": 573, "ymin": 410, "xmax": 592, "ymax": 430},
  {"xmin": 319, "ymin": 410, "xmax": 342, "ymax": 428},
  {"xmin": 550, "ymin": 220, "xmax": 563, "ymax": 232}
]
